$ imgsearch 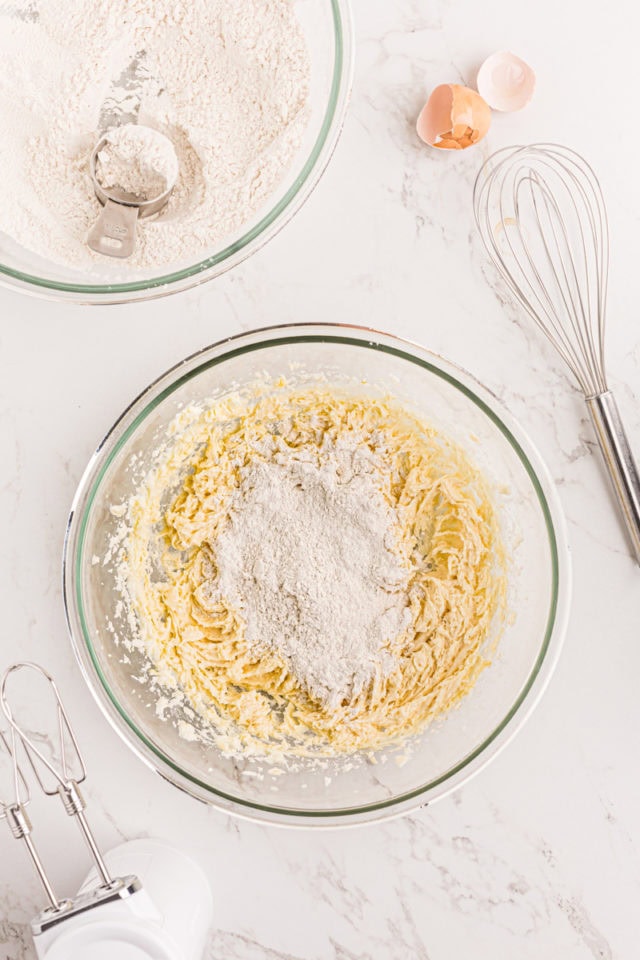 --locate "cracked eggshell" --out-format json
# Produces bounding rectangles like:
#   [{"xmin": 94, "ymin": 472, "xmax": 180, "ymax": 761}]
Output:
[
  {"xmin": 416, "ymin": 84, "xmax": 491, "ymax": 150},
  {"xmin": 476, "ymin": 52, "xmax": 536, "ymax": 112}
]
